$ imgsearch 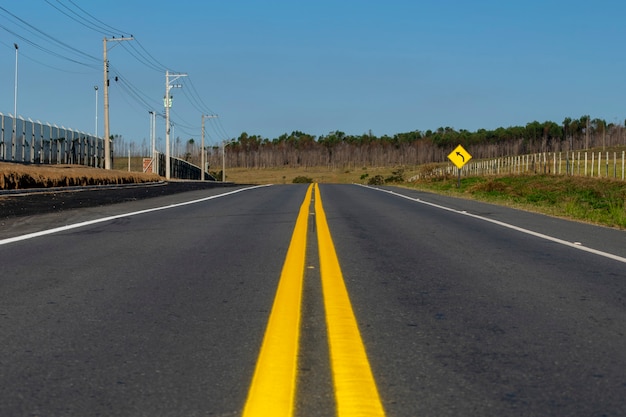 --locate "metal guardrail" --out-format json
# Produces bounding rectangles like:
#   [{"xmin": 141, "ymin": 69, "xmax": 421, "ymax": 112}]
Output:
[{"xmin": 154, "ymin": 152, "xmax": 216, "ymax": 180}]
